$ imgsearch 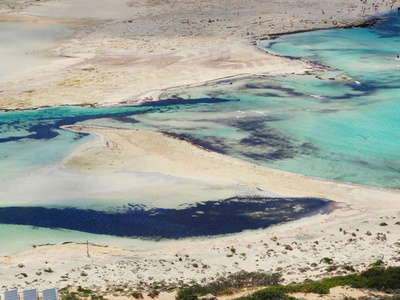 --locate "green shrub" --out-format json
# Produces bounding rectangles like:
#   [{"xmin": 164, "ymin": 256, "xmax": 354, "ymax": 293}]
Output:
[
  {"xmin": 62, "ymin": 293, "xmax": 80, "ymax": 300},
  {"xmin": 381, "ymin": 297, "xmax": 400, "ymax": 300},
  {"xmin": 320, "ymin": 257, "xmax": 333, "ymax": 265},
  {"xmin": 234, "ymin": 290, "xmax": 296, "ymax": 300},
  {"xmin": 267, "ymin": 281, "xmax": 330, "ymax": 294},
  {"xmin": 370, "ymin": 259, "xmax": 385, "ymax": 267},
  {"xmin": 147, "ymin": 290, "xmax": 160, "ymax": 299},
  {"xmin": 177, "ymin": 294, "xmax": 198, "ymax": 300},
  {"xmin": 77, "ymin": 287, "xmax": 92, "ymax": 294},
  {"xmin": 361, "ymin": 267, "xmax": 400, "ymax": 290},
  {"xmin": 177, "ymin": 267, "xmax": 400, "ymax": 300},
  {"xmin": 326, "ymin": 265, "xmax": 338, "ymax": 272},
  {"xmin": 90, "ymin": 295, "xmax": 105, "ymax": 300},
  {"xmin": 252, "ymin": 289, "xmax": 296, "ymax": 300},
  {"xmin": 176, "ymin": 271, "xmax": 281, "ymax": 300},
  {"xmin": 233, "ymin": 266, "xmax": 400, "ymax": 300},
  {"xmin": 132, "ymin": 291, "xmax": 144, "ymax": 299},
  {"xmin": 176, "ymin": 285, "xmax": 203, "ymax": 300}
]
